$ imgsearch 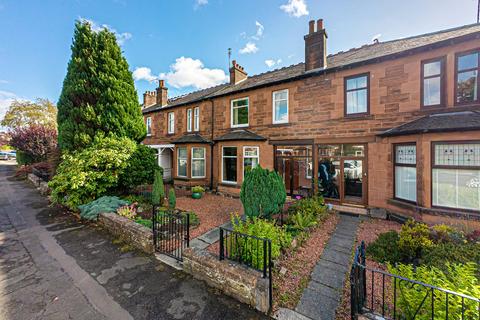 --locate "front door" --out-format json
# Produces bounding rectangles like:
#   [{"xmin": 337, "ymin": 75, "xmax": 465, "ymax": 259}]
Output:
[{"xmin": 318, "ymin": 144, "xmax": 367, "ymax": 206}]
